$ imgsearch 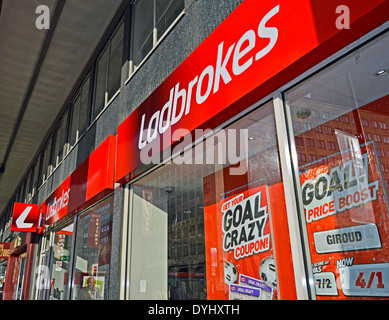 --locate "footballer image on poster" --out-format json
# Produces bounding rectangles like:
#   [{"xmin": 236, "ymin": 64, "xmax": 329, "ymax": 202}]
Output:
[{"xmin": 224, "ymin": 261, "xmax": 238, "ymax": 285}]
